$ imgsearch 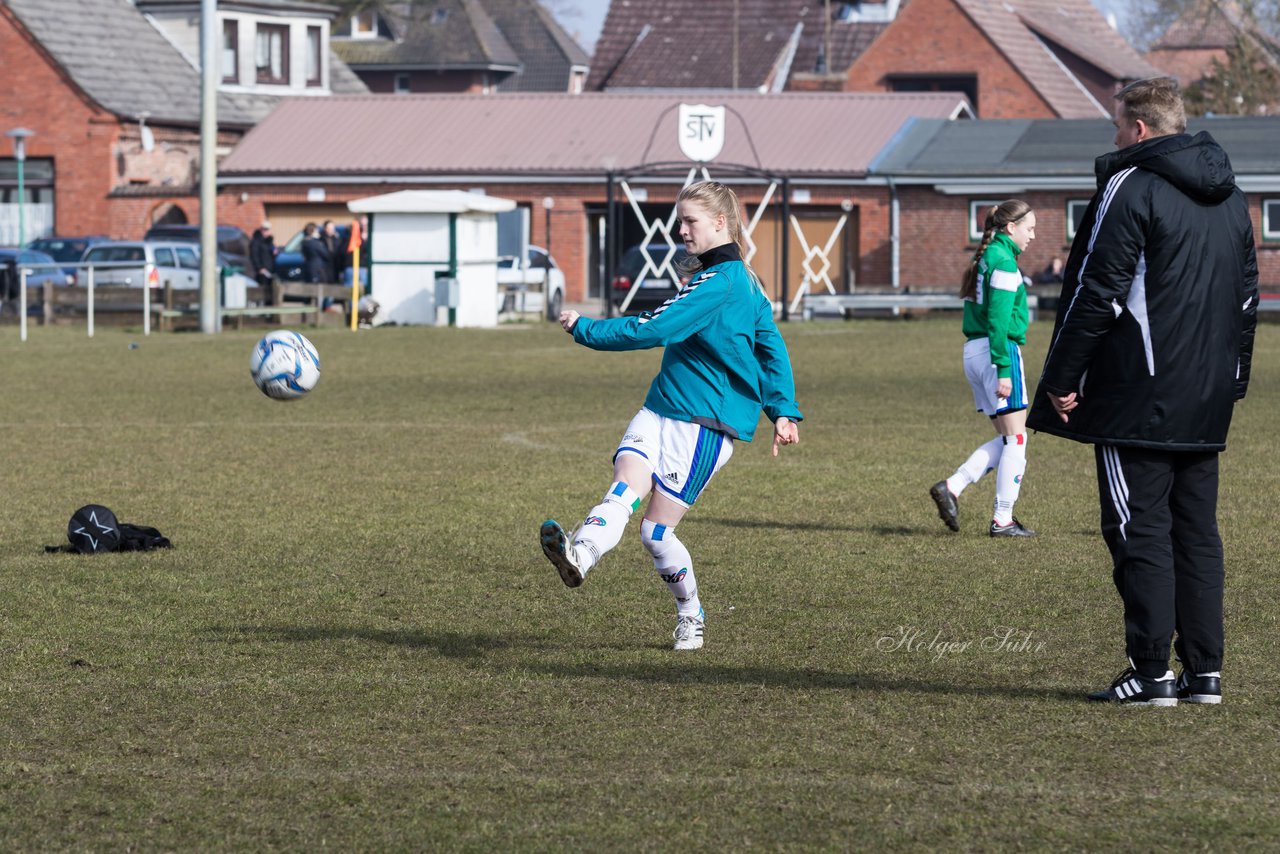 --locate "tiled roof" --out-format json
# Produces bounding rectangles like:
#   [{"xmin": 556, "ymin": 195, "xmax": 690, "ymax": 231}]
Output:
[
  {"xmin": 588, "ymin": 0, "xmax": 886, "ymax": 90},
  {"xmin": 5, "ymin": 0, "xmax": 366, "ymax": 127},
  {"xmin": 219, "ymin": 91, "xmax": 971, "ymax": 178},
  {"xmin": 1015, "ymin": 0, "xmax": 1163, "ymax": 81},
  {"xmin": 481, "ymin": 0, "xmax": 591, "ymax": 92},
  {"xmin": 953, "ymin": 0, "xmax": 1158, "ymax": 118},
  {"xmin": 332, "ymin": 0, "xmax": 521, "ymax": 68},
  {"xmin": 871, "ymin": 115, "xmax": 1280, "ymax": 178}
]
